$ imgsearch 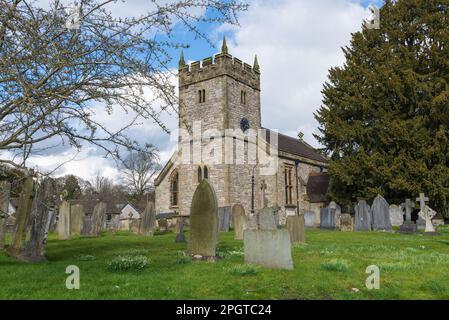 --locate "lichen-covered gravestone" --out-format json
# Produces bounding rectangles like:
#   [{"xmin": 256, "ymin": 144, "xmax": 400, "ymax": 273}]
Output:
[
  {"xmin": 175, "ymin": 217, "xmax": 187, "ymax": 243},
  {"xmin": 355, "ymin": 200, "xmax": 372, "ymax": 231},
  {"xmin": 188, "ymin": 180, "xmax": 219, "ymax": 258},
  {"xmin": 70, "ymin": 204, "xmax": 84, "ymax": 235},
  {"xmin": 244, "ymin": 229, "xmax": 293, "ymax": 270},
  {"xmin": 231, "ymin": 204, "xmax": 247, "ymax": 240},
  {"xmin": 372, "ymin": 195, "xmax": 392, "ymax": 231},
  {"xmin": 58, "ymin": 201, "xmax": 71, "ymax": 240},
  {"xmin": 304, "ymin": 211, "xmax": 316, "ymax": 227},
  {"xmin": 258, "ymin": 207, "xmax": 277, "ymax": 230},
  {"xmin": 339, "ymin": 214, "xmax": 354, "ymax": 232},
  {"xmin": 320, "ymin": 207, "xmax": 336, "ymax": 230},
  {"xmin": 0, "ymin": 181, "xmax": 11, "ymax": 249},
  {"xmin": 286, "ymin": 215, "xmax": 305, "ymax": 245},
  {"xmin": 81, "ymin": 215, "xmax": 92, "ymax": 235},
  {"xmin": 139, "ymin": 202, "xmax": 156, "ymax": 236},
  {"xmin": 389, "ymin": 205, "xmax": 404, "ymax": 227},
  {"xmin": 90, "ymin": 202, "xmax": 106, "ymax": 237},
  {"xmin": 218, "ymin": 206, "xmax": 231, "ymax": 232},
  {"xmin": 329, "ymin": 201, "xmax": 342, "ymax": 229}
]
